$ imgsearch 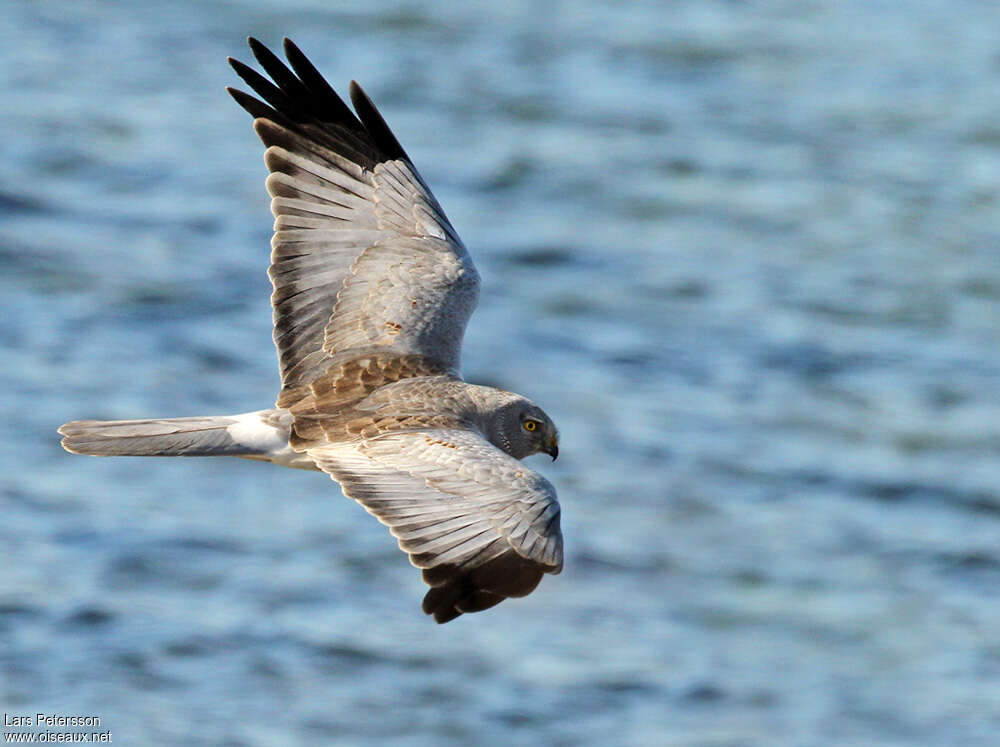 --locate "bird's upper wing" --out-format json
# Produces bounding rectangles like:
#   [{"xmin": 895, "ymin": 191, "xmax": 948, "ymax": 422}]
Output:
[
  {"xmin": 309, "ymin": 428, "xmax": 563, "ymax": 623},
  {"xmin": 228, "ymin": 39, "xmax": 480, "ymax": 406}
]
